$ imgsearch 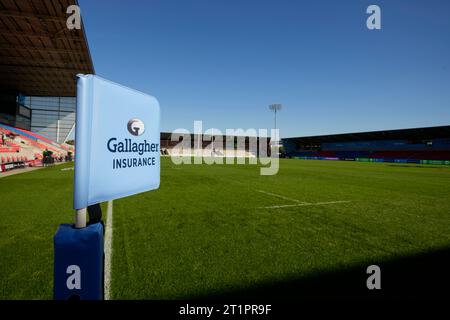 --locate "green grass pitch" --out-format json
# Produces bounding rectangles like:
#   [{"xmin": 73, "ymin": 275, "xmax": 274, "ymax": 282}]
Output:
[{"xmin": 1, "ymin": 158, "xmax": 450, "ymax": 299}]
